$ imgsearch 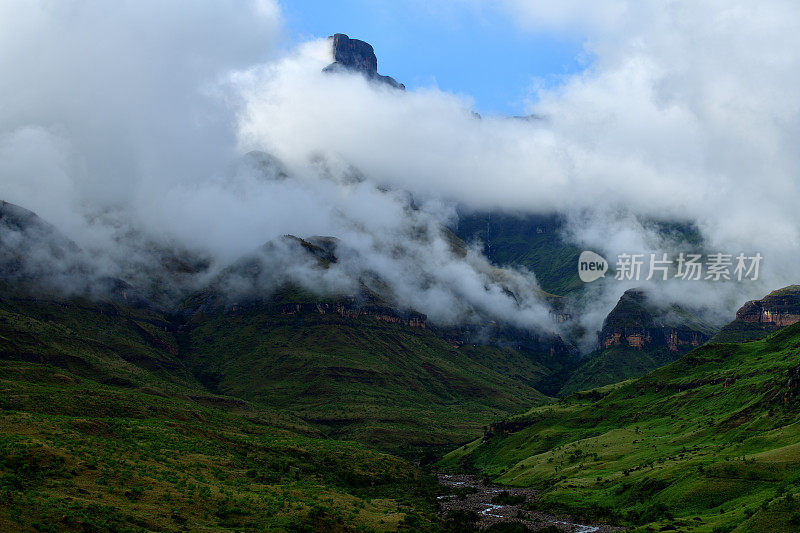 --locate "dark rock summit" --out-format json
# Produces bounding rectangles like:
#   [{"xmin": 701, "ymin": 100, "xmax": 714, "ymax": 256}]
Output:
[
  {"xmin": 330, "ymin": 33, "xmax": 377, "ymax": 72},
  {"xmin": 323, "ymin": 33, "xmax": 405, "ymax": 90}
]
